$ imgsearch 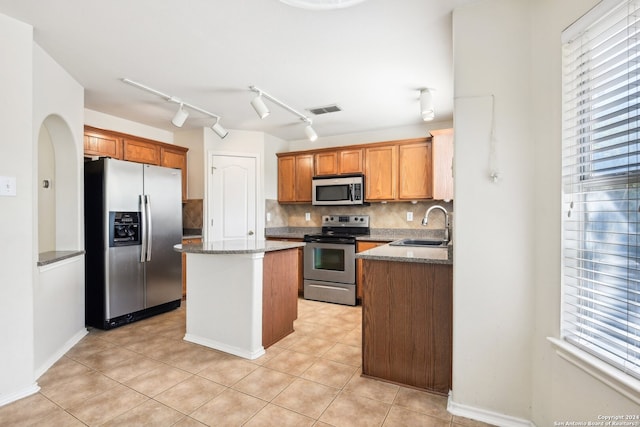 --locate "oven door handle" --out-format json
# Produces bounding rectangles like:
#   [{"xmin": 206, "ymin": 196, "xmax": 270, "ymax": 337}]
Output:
[{"xmin": 307, "ymin": 283, "xmax": 351, "ymax": 292}]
